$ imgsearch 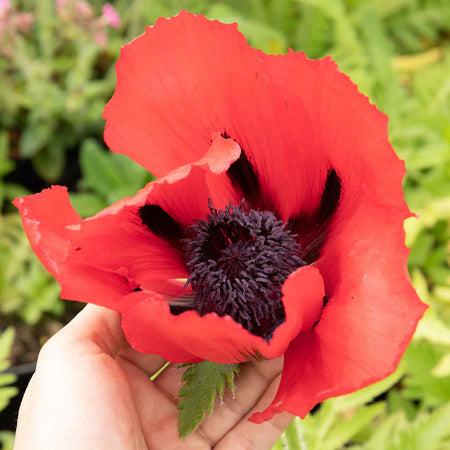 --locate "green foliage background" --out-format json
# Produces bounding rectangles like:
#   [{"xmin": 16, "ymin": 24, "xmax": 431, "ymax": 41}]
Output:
[{"xmin": 0, "ymin": 0, "xmax": 449, "ymax": 448}]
